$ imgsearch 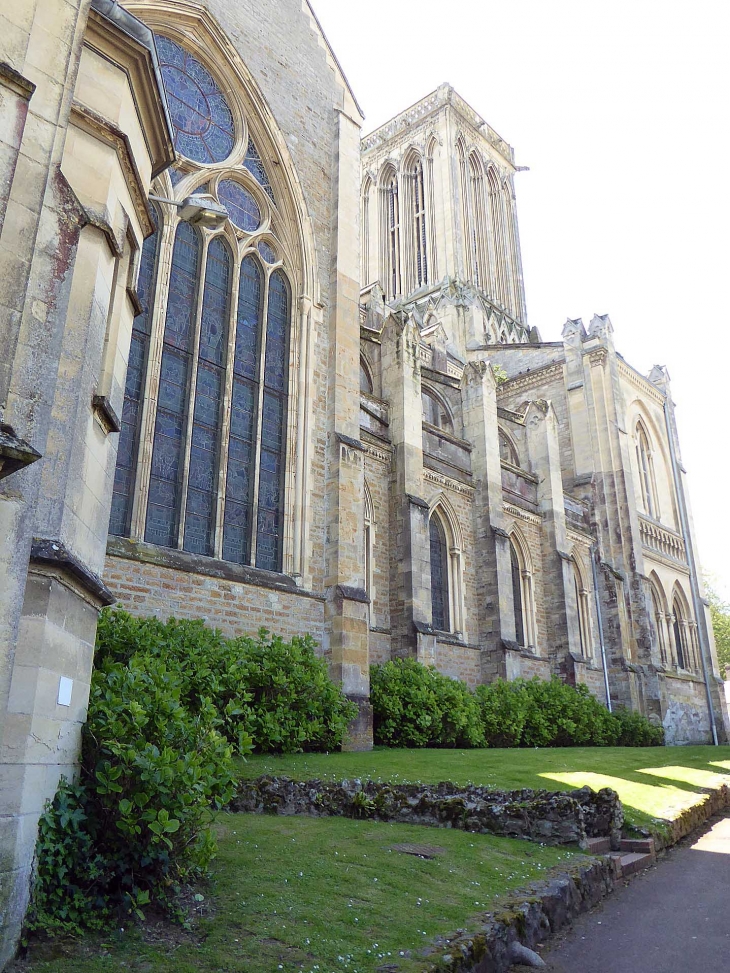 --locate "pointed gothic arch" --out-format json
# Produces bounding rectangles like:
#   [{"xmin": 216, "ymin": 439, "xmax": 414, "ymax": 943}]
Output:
[
  {"xmin": 364, "ymin": 479, "xmax": 375, "ymax": 610},
  {"xmin": 428, "ymin": 493, "xmax": 465, "ymax": 636},
  {"xmin": 648, "ymin": 572, "xmax": 670, "ymax": 665},
  {"xmin": 378, "ymin": 161, "xmax": 401, "ymax": 299},
  {"xmin": 498, "ymin": 426, "xmax": 520, "ymax": 467},
  {"xmin": 671, "ymin": 582, "xmax": 698, "ymax": 671},
  {"xmin": 111, "ymin": 2, "xmax": 318, "ymax": 581},
  {"xmin": 508, "ymin": 526, "xmax": 537, "ymax": 649},
  {"xmin": 421, "ymin": 383, "xmax": 454, "ymax": 435},
  {"xmin": 570, "ymin": 552, "xmax": 593, "ymax": 660},
  {"xmin": 401, "ymin": 147, "xmax": 429, "ymax": 292},
  {"xmin": 634, "ymin": 416, "xmax": 659, "ymax": 520}
]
